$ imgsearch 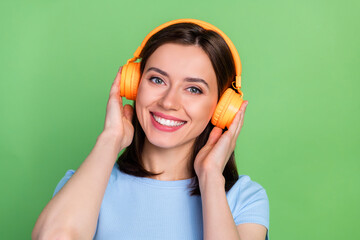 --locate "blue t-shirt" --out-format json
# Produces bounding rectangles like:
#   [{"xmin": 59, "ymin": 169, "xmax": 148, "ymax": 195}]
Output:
[{"xmin": 53, "ymin": 163, "xmax": 269, "ymax": 239}]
